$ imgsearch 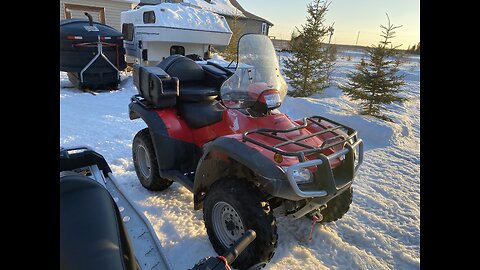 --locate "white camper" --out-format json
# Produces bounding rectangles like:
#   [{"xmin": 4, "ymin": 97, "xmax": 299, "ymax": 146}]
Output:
[{"xmin": 121, "ymin": 3, "xmax": 232, "ymax": 65}]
